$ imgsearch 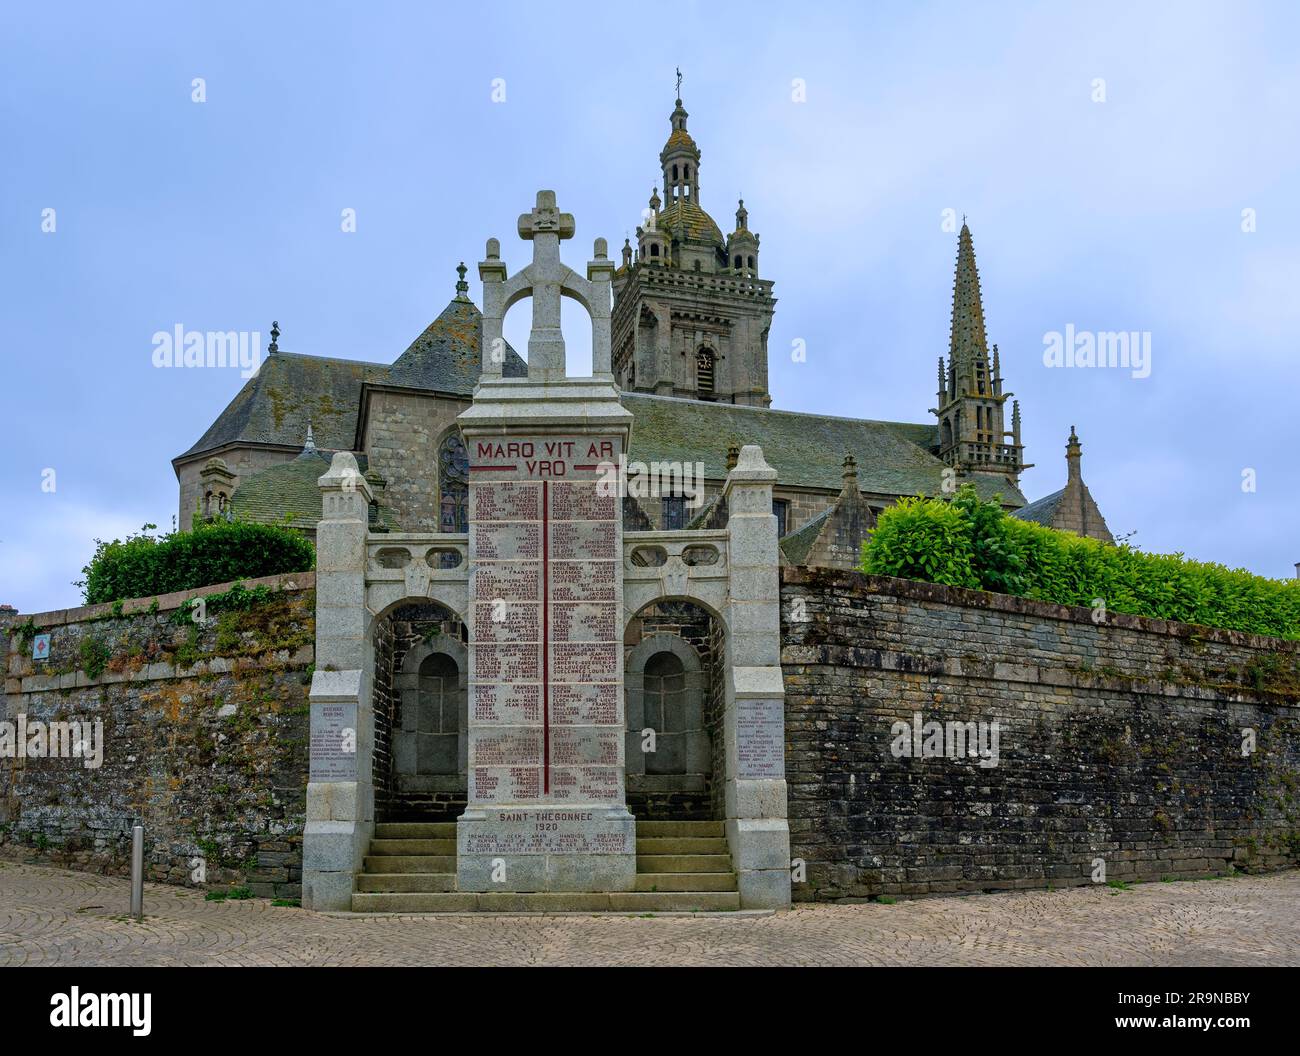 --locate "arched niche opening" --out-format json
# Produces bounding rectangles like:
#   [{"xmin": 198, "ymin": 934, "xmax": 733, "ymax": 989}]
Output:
[
  {"xmin": 624, "ymin": 600, "xmax": 725, "ymax": 821},
  {"xmin": 500, "ymin": 287, "xmax": 596, "ymax": 378},
  {"xmin": 370, "ymin": 601, "xmax": 468, "ymax": 822}
]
